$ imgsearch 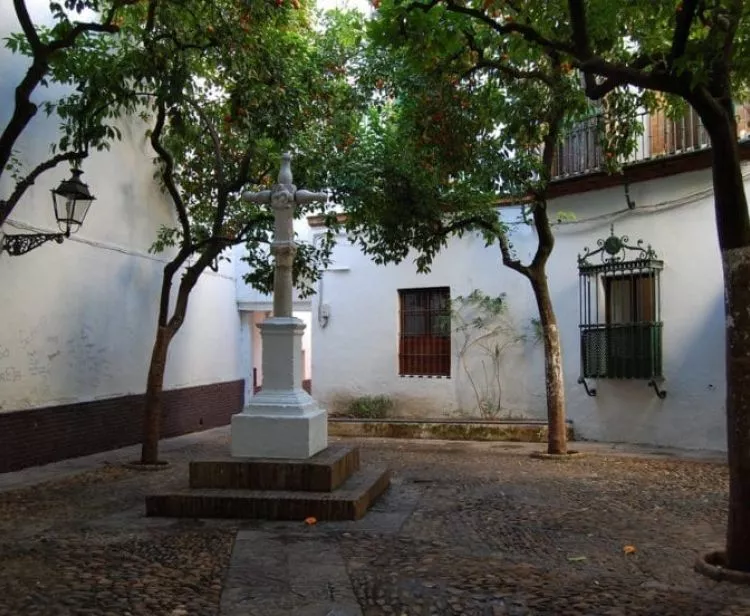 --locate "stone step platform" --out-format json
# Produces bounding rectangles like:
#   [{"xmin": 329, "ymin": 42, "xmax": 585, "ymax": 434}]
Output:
[
  {"xmin": 145, "ymin": 465, "xmax": 390, "ymax": 521},
  {"xmin": 189, "ymin": 444, "xmax": 359, "ymax": 492}
]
